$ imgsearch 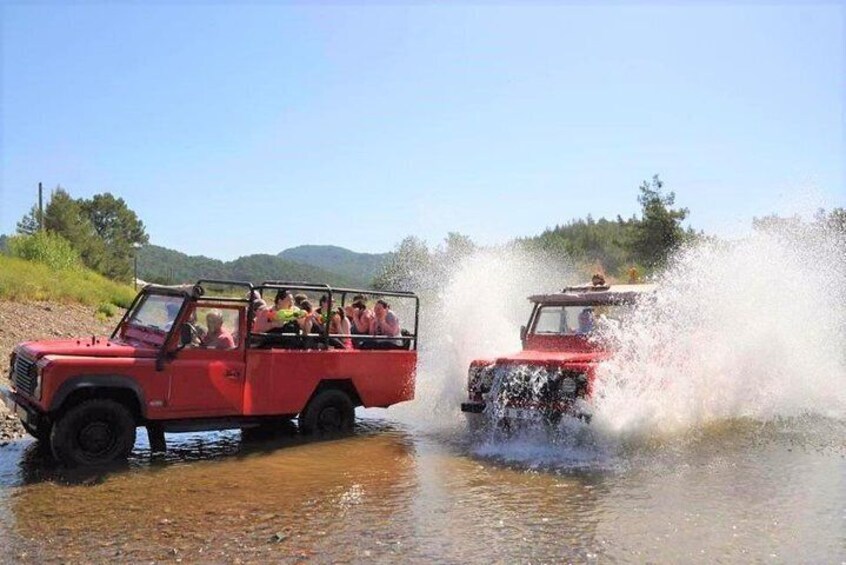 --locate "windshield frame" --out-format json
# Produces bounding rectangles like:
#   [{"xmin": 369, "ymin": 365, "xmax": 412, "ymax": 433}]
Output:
[{"xmin": 112, "ymin": 287, "xmax": 192, "ymax": 347}]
